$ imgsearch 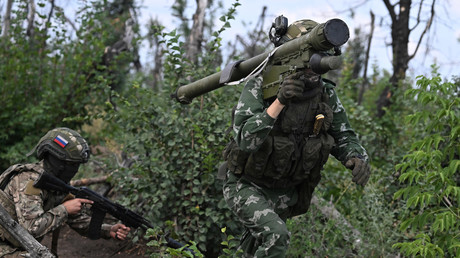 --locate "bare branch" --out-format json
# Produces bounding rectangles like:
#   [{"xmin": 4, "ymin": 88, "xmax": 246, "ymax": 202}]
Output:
[
  {"xmin": 236, "ymin": 35, "xmax": 249, "ymax": 49},
  {"xmin": 251, "ymin": 6, "xmax": 267, "ymax": 47},
  {"xmin": 358, "ymin": 11, "xmax": 375, "ymax": 105},
  {"xmin": 311, "ymin": 195, "xmax": 364, "ymax": 249},
  {"xmin": 54, "ymin": 4, "xmax": 77, "ymax": 32},
  {"xmin": 383, "ymin": 0, "xmax": 397, "ymax": 21},
  {"xmin": 409, "ymin": 0, "xmax": 424, "ymax": 31},
  {"xmin": 408, "ymin": 0, "xmax": 435, "ymax": 60},
  {"xmin": 70, "ymin": 176, "xmax": 109, "ymax": 187},
  {"xmin": 45, "ymin": 0, "xmax": 55, "ymax": 32},
  {"xmin": 328, "ymin": 0, "xmax": 371, "ymax": 15}
]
